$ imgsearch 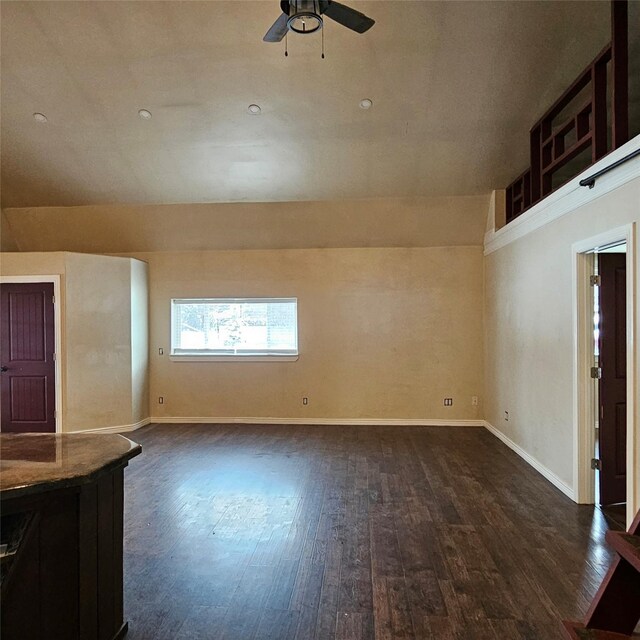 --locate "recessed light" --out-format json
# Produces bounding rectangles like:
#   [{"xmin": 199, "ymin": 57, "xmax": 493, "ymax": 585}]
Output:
[
  {"xmin": 33, "ymin": 112, "xmax": 48, "ymax": 123},
  {"xmin": 248, "ymin": 104, "xmax": 262, "ymax": 115},
  {"xmin": 359, "ymin": 98, "xmax": 373, "ymax": 110},
  {"xmin": 138, "ymin": 109, "xmax": 152, "ymax": 120}
]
